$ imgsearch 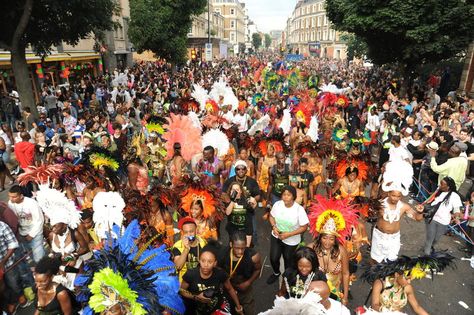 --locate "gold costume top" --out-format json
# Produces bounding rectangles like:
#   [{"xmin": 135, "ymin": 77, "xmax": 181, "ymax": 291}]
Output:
[{"xmin": 380, "ymin": 278, "xmax": 408, "ymax": 312}]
